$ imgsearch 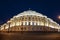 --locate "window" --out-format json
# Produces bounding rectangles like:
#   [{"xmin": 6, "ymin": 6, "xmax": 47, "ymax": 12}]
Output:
[
  {"xmin": 29, "ymin": 22, "xmax": 30, "ymax": 25},
  {"xmin": 23, "ymin": 22, "xmax": 25, "ymax": 25},
  {"xmin": 32, "ymin": 22, "xmax": 34, "ymax": 25},
  {"xmin": 34, "ymin": 22, "xmax": 36, "ymax": 25},
  {"xmin": 30, "ymin": 22, "xmax": 32, "ymax": 25},
  {"xmin": 29, "ymin": 17, "xmax": 31, "ymax": 21},
  {"xmin": 21, "ymin": 27, "xmax": 23, "ymax": 31},
  {"xmin": 22, "ymin": 17, "xmax": 24, "ymax": 21},
  {"xmin": 25, "ymin": 22, "xmax": 27, "ymax": 25},
  {"xmin": 27, "ymin": 22, "xmax": 29, "ymax": 25}
]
